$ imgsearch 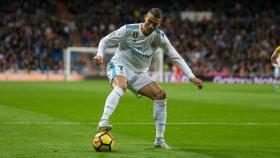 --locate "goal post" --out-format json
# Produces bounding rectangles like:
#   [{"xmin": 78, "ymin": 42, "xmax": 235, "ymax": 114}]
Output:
[{"xmin": 63, "ymin": 47, "xmax": 164, "ymax": 82}]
